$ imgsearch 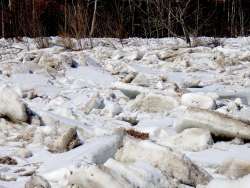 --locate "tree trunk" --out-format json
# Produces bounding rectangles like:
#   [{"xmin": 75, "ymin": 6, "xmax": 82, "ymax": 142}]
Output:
[
  {"xmin": 1, "ymin": 0, "xmax": 4, "ymax": 38},
  {"xmin": 89, "ymin": 0, "xmax": 98, "ymax": 37},
  {"xmin": 64, "ymin": 0, "xmax": 67, "ymax": 34}
]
